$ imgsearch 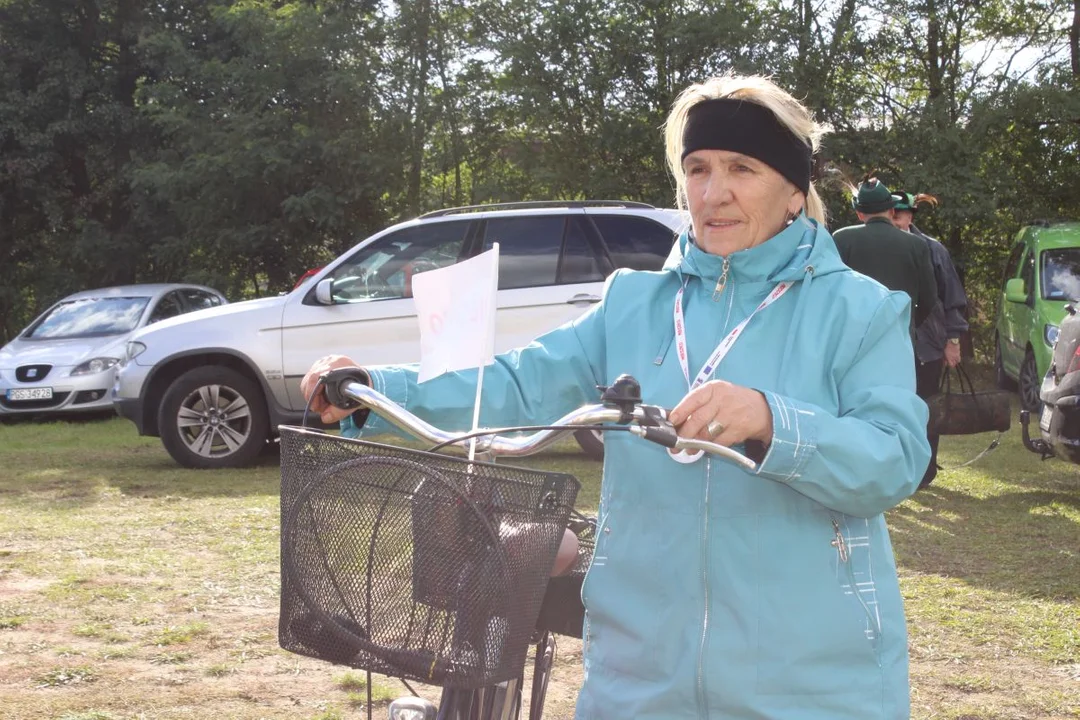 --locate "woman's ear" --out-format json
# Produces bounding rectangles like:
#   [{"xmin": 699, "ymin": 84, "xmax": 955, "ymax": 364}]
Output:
[{"xmin": 786, "ymin": 191, "xmax": 804, "ymax": 221}]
